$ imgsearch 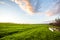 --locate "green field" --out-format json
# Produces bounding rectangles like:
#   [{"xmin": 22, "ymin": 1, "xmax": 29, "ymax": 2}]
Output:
[{"xmin": 0, "ymin": 23, "xmax": 60, "ymax": 40}]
